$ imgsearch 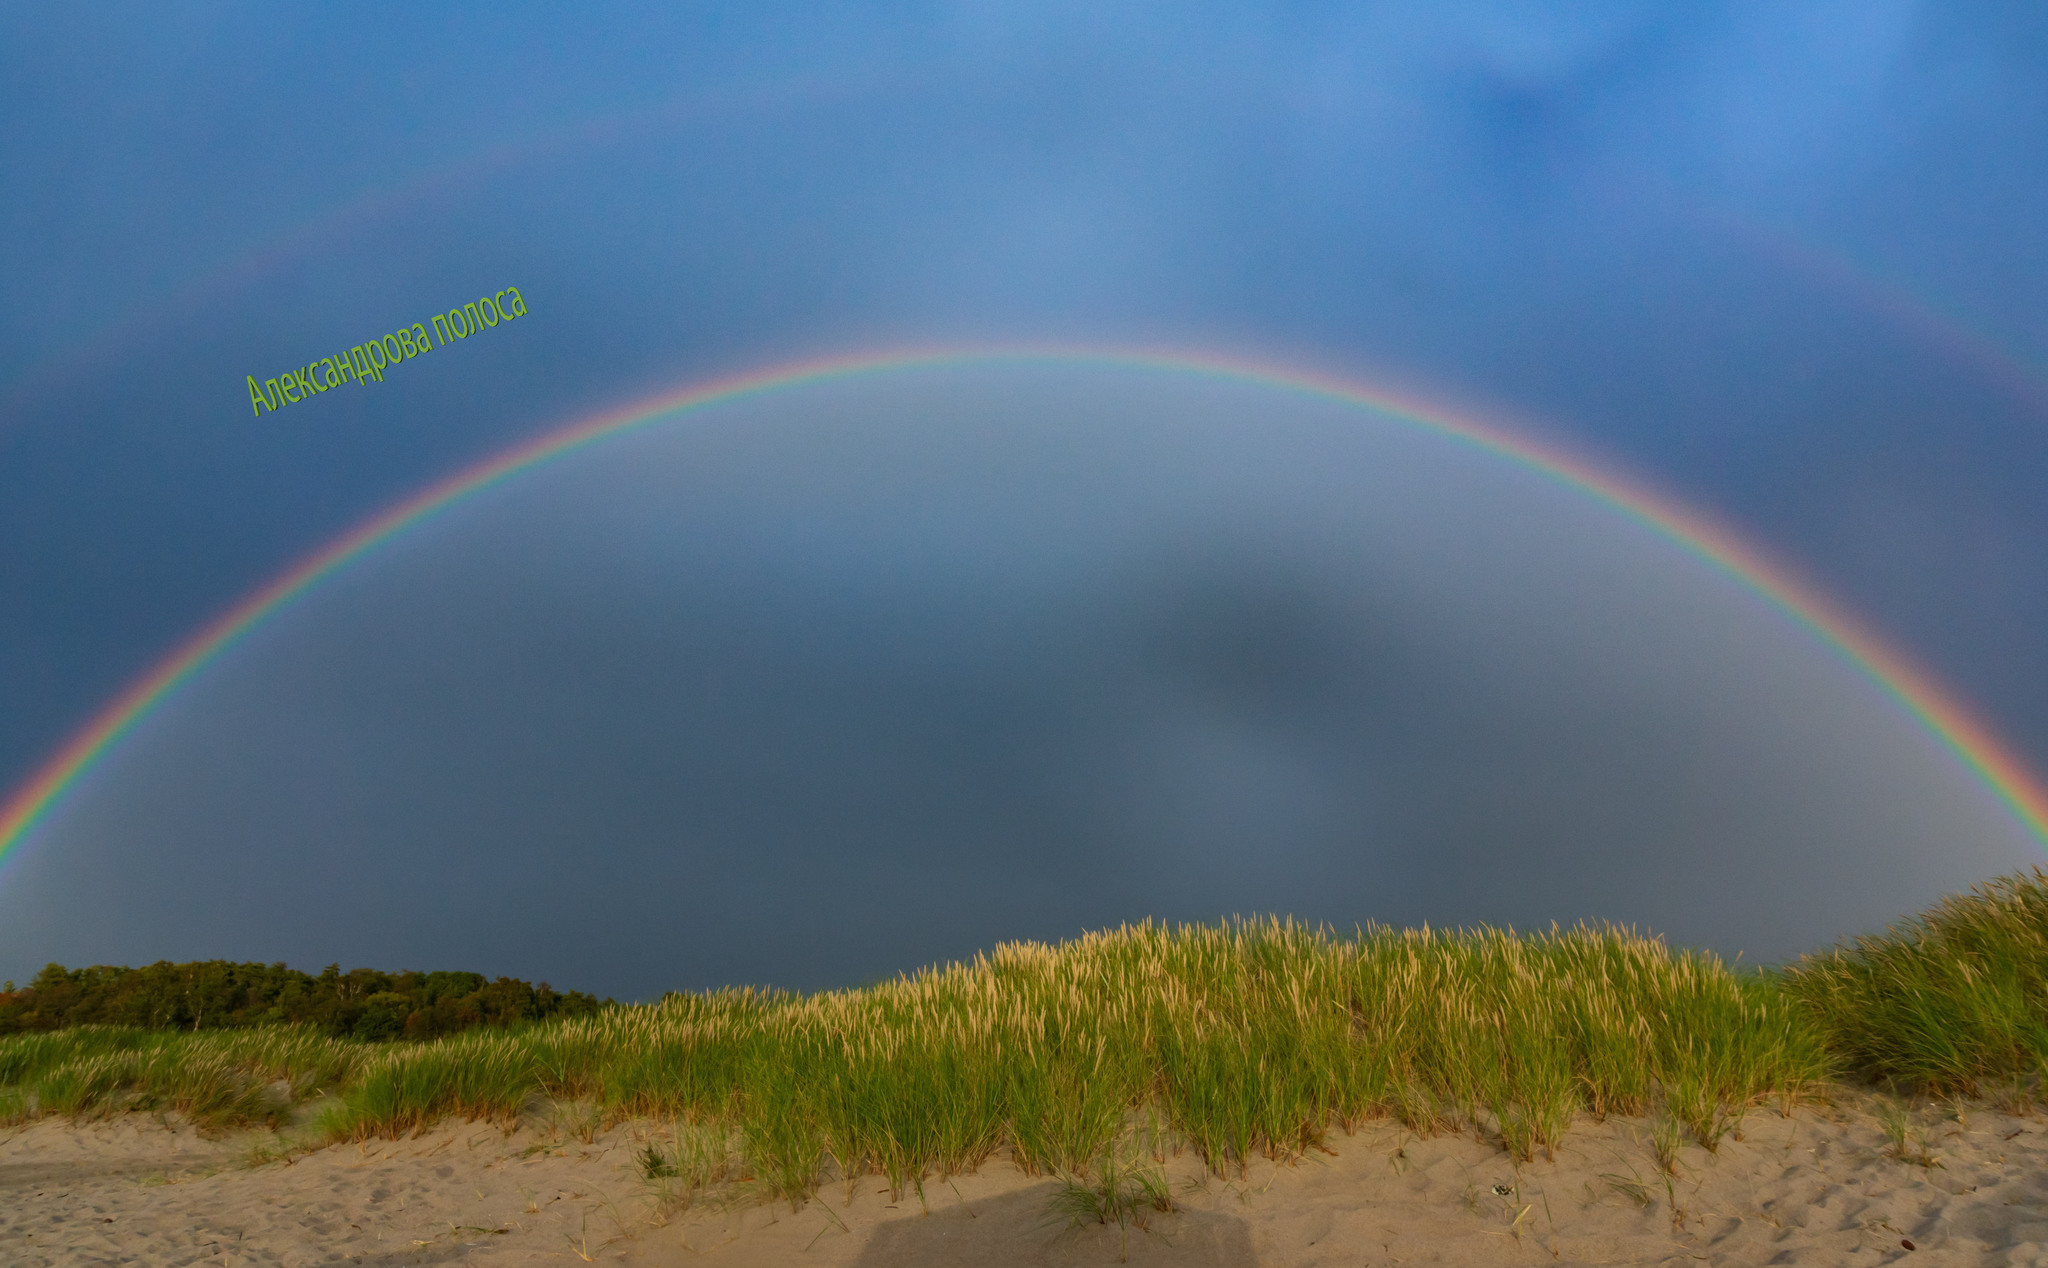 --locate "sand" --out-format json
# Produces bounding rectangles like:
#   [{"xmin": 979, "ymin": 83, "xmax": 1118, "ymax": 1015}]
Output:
[{"xmin": 7, "ymin": 1094, "xmax": 2048, "ymax": 1266}]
